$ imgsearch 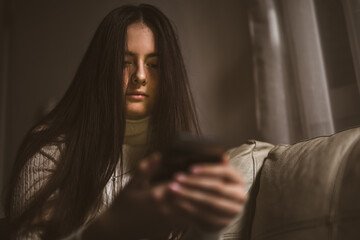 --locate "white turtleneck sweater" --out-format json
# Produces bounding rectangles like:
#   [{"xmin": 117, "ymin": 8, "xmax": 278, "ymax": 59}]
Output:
[
  {"xmin": 12, "ymin": 117, "xmax": 221, "ymax": 240},
  {"xmin": 102, "ymin": 117, "xmax": 151, "ymax": 208}
]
